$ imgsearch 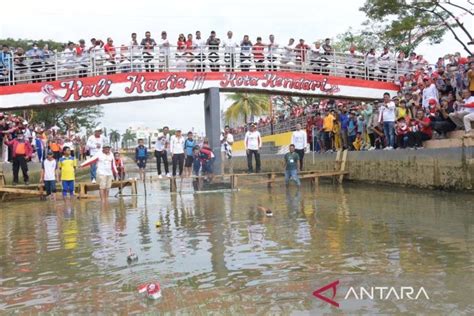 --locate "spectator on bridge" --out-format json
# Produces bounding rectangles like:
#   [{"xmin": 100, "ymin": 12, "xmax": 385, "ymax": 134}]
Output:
[
  {"xmin": 322, "ymin": 38, "xmax": 333, "ymax": 55},
  {"xmin": 158, "ymin": 31, "xmax": 170, "ymax": 71},
  {"xmin": 378, "ymin": 46, "xmax": 391, "ymax": 81},
  {"xmin": 177, "ymin": 34, "xmax": 186, "ymax": 52},
  {"xmin": 14, "ymin": 47, "xmax": 27, "ymax": 73},
  {"xmin": 295, "ymin": 39, "xmax": 310, "ymax": 66},
  {"xmin": 104, "ymin": 38, "xmax": 117, "ymax": 75},
  {"xmin": 310, "ymin": 41, "xmax": 330, "ymax": 75},
  {"xmin": 281, "ymin": 38, "xmax": 295, "ymax": 70},
  {"xmin": 345, "ymin": 45, "xmax": 359, "ymax": 79},
  {"xmin": 267, "ymin": 34, "xmax": 279, "ymax": 71},
  {"xmin": 365, "ymin": 48, "xmax": 377, "ymax": 80},
  {"xmin": 223, "ymin": 31, "xmax": 239, "ymax": 72},
  {"xmin": 206, "ymin": 31, "xmax": 221, "ymax": 72},
  {"xmin": 141, "ymin": 31, "xmax": 157, "ymax": 72},
  {"xmin": 26, "ymin": 43, "xmax": 45, "ymax": 82},
  {"xmin": 291, "ymin": 123, "xmax": 307, "ymax": 171},
  {"xmin": 3, "ymin": 130, "xmax": 33, "ymax": 185},
  {"xmin": 0, "ymin": 45, "xmax": 13, "ymax": 85},
  {"xmin": 194, "ymin": 31, "xmax": 206, "ymax": 72},
  {"xmin": 245, "ymin": 123, "xmax": 262, "ymax": 173},
  {"xmin": 240, "ymin": 35, "xmax": 252, "ymax": 72},
  {"xmin": 252, "ymin": 37, "xmax": 265, "ymax": 71},
  {"xmin": 130, "ymin": 32, "xmax": 139, "ymax": 47},
  {"xmin": 75, "ymin": 39, "xmax": 89, "ymax": 78}
]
